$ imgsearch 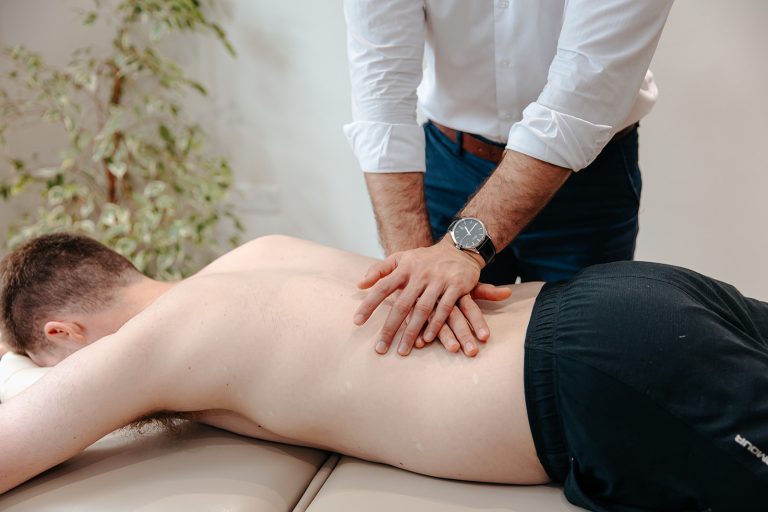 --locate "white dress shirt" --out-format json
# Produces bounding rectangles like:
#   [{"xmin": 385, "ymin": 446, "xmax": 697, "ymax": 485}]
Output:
[{"xmin": 343, "ymin": 0, "xmax": 673, "ymax": 173}]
